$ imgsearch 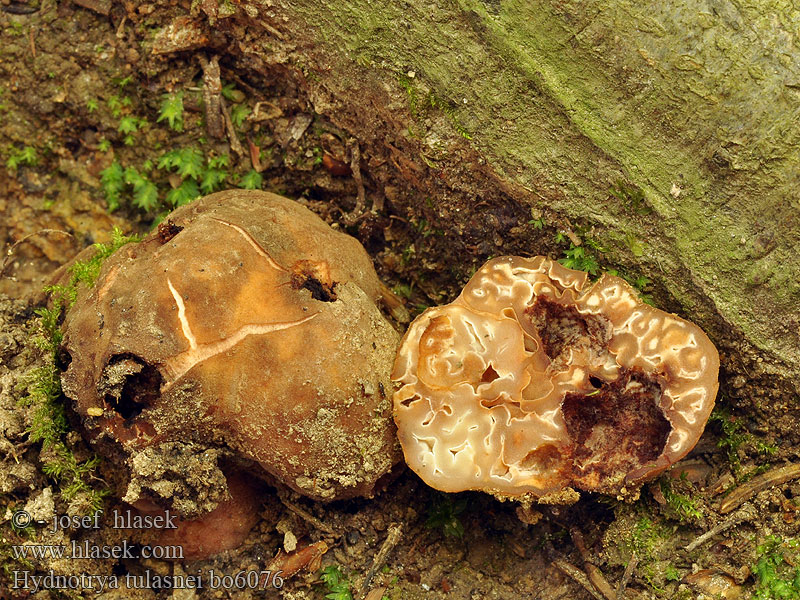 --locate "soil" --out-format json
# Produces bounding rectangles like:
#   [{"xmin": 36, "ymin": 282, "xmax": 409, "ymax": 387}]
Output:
[{"xmin": 0, "ymin": 2, "xmax": 797, "ymax": 600}]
